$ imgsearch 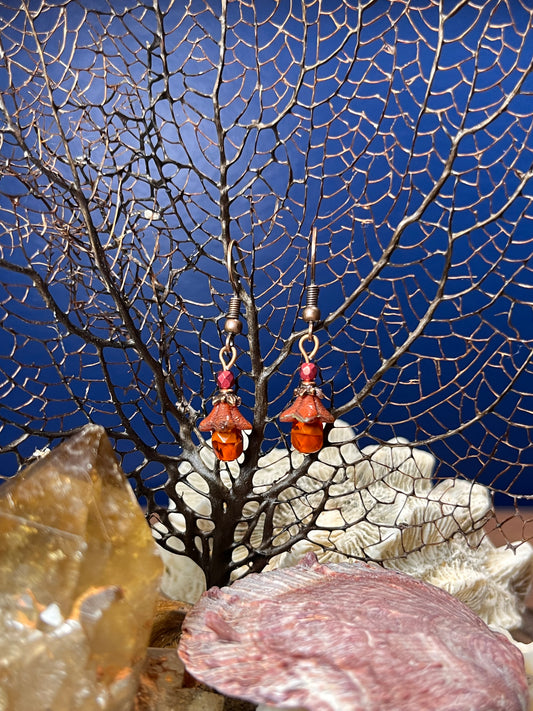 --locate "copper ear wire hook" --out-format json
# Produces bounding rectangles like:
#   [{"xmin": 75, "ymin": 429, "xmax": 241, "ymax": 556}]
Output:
[
  {"xmin": 223, "ymin": 239, "xmax": 245, "ymax": 345},
  {"xmin": 299, "ymin": 228, "xmax": 319, "ymax": 358},
  {"xmin": 307, "ymin": 227, "xmax": 317, "ymax": 339},
  {"xmin": 226, "ymin": 239, "xmax": 240, "ymax": 295},
  {"xmin": 302, "ymin": 226, "xmax": 321, "ymax": 340},
  {"xmin": 309, "ymin": 225, "xmax": 317, "ymax": 286},
  {"xmin": 226, "ymin": 238, "xmax": 251, "ymax": 296}
]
